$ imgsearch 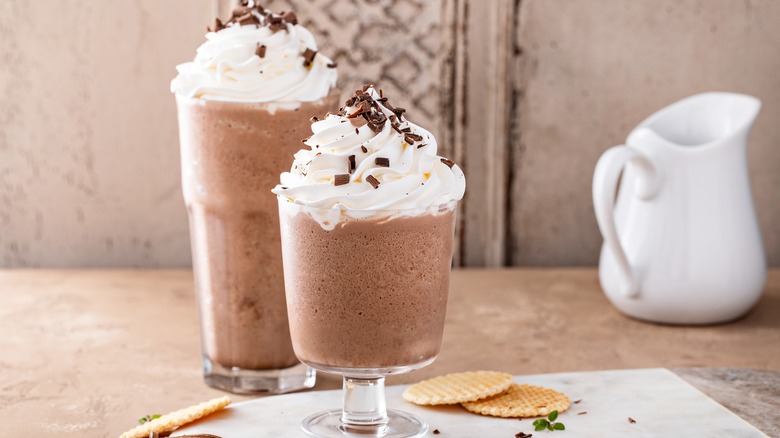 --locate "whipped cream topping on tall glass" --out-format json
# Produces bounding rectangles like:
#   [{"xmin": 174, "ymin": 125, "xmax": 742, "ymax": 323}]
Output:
[
  {"xmin": 171, "ymin": 2, "xmax": 337, "ymax": 106},
  {"xmin": 273, "ymin": 85, "xmax": 466, "ymax": 229}
]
